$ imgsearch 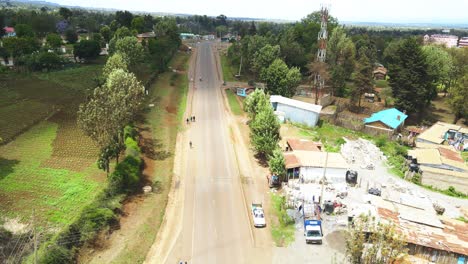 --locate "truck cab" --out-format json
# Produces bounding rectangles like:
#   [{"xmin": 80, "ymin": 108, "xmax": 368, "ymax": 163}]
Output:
[{"xmin": 304, "ymin": 220, "xmax": 323, "ymax": 244}]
